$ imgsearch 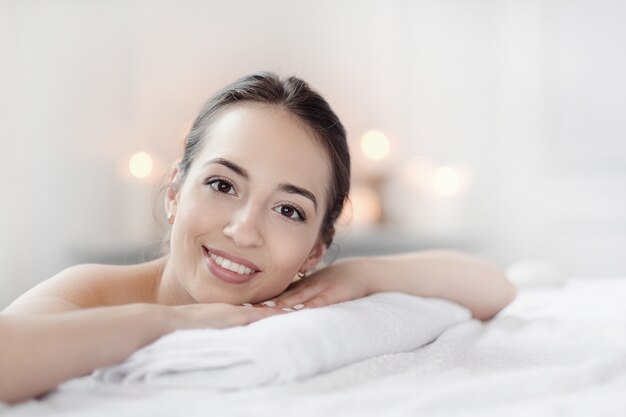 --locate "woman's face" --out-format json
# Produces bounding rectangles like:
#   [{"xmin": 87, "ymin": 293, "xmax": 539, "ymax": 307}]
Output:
[{"xmin": 165, "ymin": 103, "xmax": 330, "ymax": 305}]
